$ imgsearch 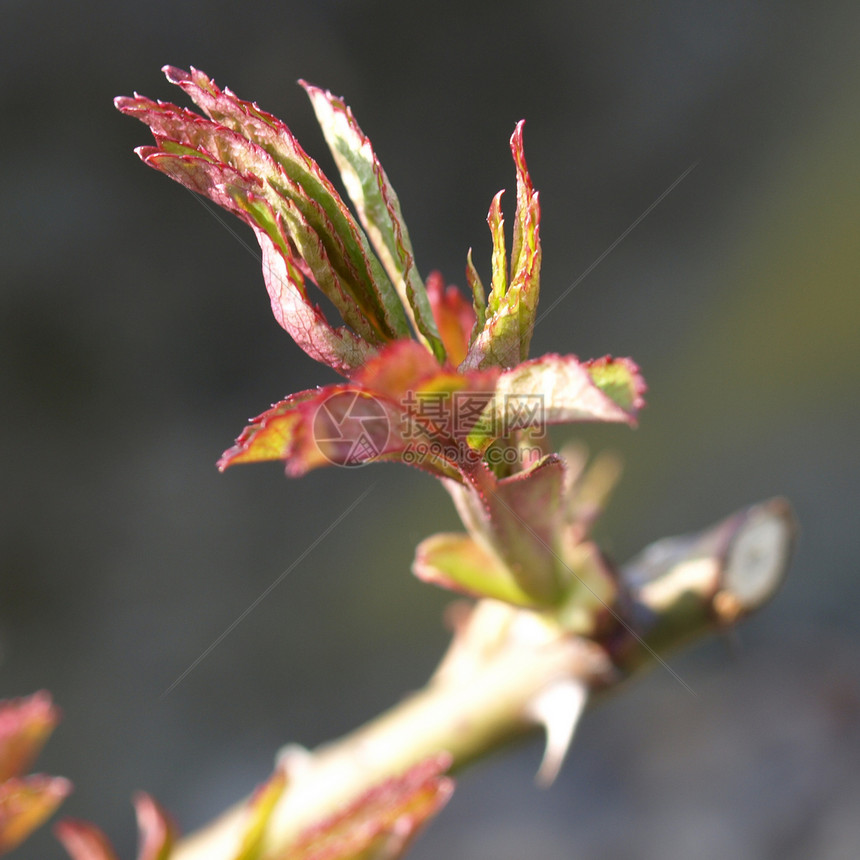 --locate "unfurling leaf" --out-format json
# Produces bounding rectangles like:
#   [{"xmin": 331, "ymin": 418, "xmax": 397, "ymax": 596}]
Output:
[
  {"xmin": 302, "ymin": 82, "xmax": 446, "ymax": 362},
  {"xmin": 463, "ymin": 123, "xmax": 542, "ymax": 370},
  {"xmin": 464, "ymin": 249, "xmax": 487, "ymax": 336},
  {"xmin": 116, "ymin": 67, "xmax": 412, "ymax": 367},
  {"xmin": 119, "ymin": 69, "xmax": 647, "ymax": 623},
  {"xmin": 457, "ymin": 457, "xmax": 569, "ymax": 605},
  {"xmin": 422, "ymin": 450, "xmax": 621, "ymax": 622},
  {"xmin": 487, "ymin": 191, "xmax": 507, "ymax": 315}
]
